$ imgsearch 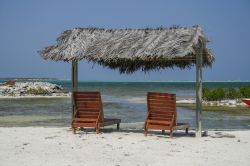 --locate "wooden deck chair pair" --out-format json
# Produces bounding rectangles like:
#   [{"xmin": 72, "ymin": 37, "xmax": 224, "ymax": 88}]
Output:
[
  {"xmin": 72, "ymin": 91, "xmax": 188, "ymax": 137},
  {"xmin": 144, "ymin": 92, "xmax": 189, "ymax": 137},
  {"xmin": 72, "ymin": 92, "xmax": 121, "ymax": 134}
]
